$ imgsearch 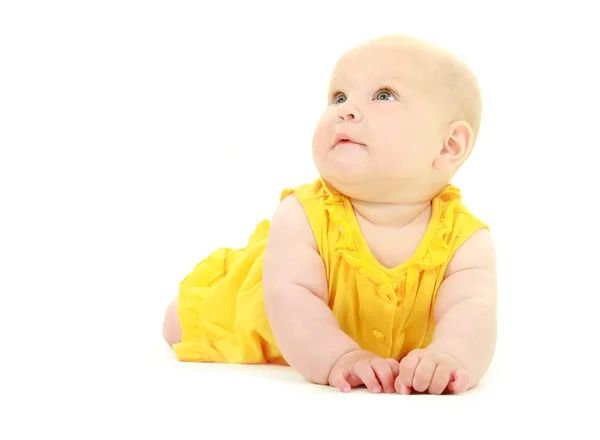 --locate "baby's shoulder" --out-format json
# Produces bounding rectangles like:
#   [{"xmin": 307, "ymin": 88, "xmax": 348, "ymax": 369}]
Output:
[
  {"xmin": 279, "ymin": 178, "xmax": 328, "ymax": 204},
  {"xmin": 268, "ymin": 191, "xmax": 318, "ymax": 249},
  {"xmin": 448, "ymin": 227, "xmax": 495, "ymax": 270}
]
